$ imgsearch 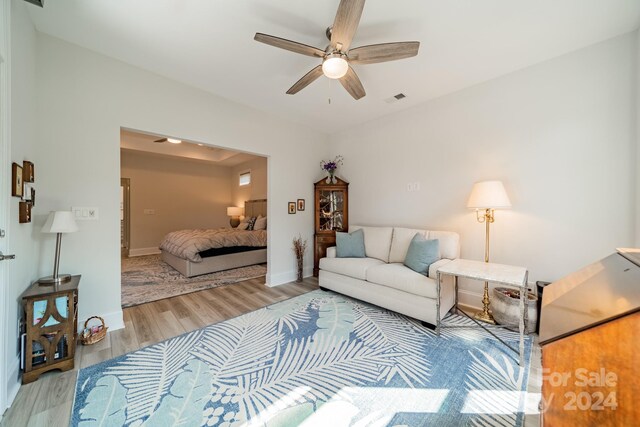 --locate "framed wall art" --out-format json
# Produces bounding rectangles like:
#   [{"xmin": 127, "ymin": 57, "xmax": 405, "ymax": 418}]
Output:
[
  {"xmin": 12, "ymin": 163, "xmax": 23, "ymax": 197},
  {"xmin": 19, "ymin": 202, "xmax": 31, "ymax": 223},
  {"xmin": 288, "ymin": 202, "xmax": 296, "ymax": 214},
  {"xmin": 23, "ymin": 161, "xmax": 34, "ymax": 182},
  {"xmin": 297, "ymin": 199, "xmax": 305, "ymax": 211}
]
